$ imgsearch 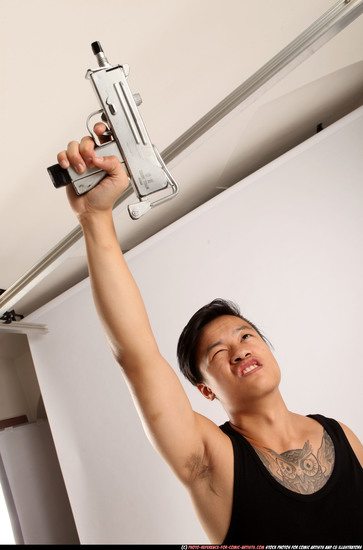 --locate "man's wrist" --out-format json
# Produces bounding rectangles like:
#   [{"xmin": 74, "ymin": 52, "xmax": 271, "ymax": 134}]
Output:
[{"xmin": 77, "ymin": 209, "xmax": 113, "ymax": 228}]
